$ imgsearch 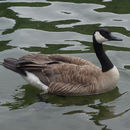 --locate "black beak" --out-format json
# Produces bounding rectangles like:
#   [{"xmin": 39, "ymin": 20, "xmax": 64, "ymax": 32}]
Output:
[{"xmin": 109, "ymin": 34, "xmax": 123, "ymax": 41}]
